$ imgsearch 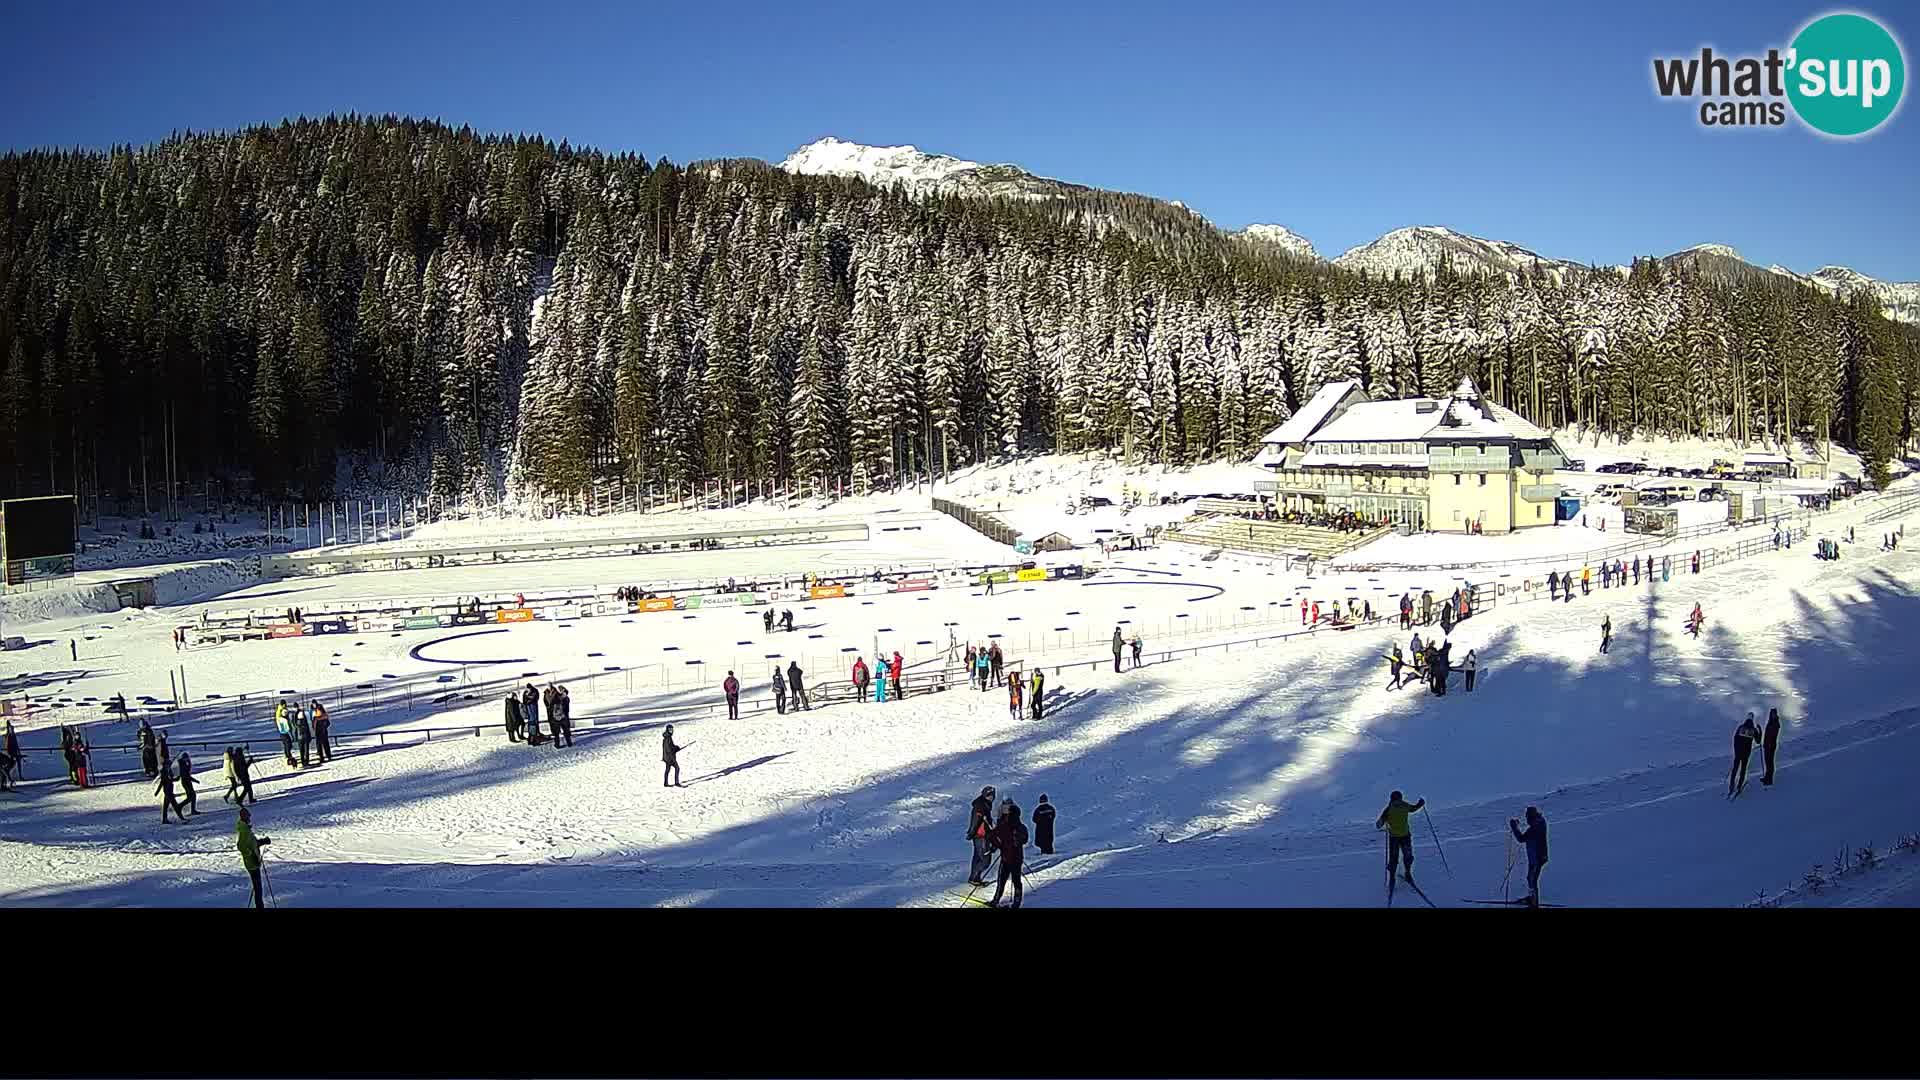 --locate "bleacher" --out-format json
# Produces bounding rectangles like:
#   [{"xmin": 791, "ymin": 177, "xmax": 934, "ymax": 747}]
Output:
[{"xmin": 1164, "ymin": 515, "xmax": 1390, "ymax": 561}]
